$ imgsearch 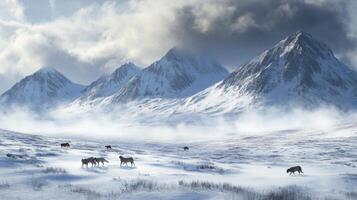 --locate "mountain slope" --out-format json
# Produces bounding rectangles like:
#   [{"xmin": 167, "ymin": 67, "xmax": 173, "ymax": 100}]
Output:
[
  {"xmin": 185, "ymin": 31, "xmax": 357, "ymax": 113},
  {"xmin": 109, "ymin": 48, "xmax": 229, "ymax": 103},
  {"xmin": 79, "ymin": 62, "xmax": 140, "ymax": 102},
  {"xmin": 0, "ymin": 67, "xmax": 84, "ymax": 110}
]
